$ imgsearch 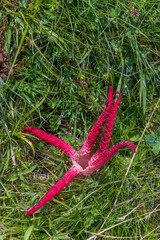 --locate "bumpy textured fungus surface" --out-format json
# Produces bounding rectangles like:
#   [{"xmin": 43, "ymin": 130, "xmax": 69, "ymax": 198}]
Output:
[{"xmin": 23, "ymin": 86, "xmax": 136, "ymax": 215}]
